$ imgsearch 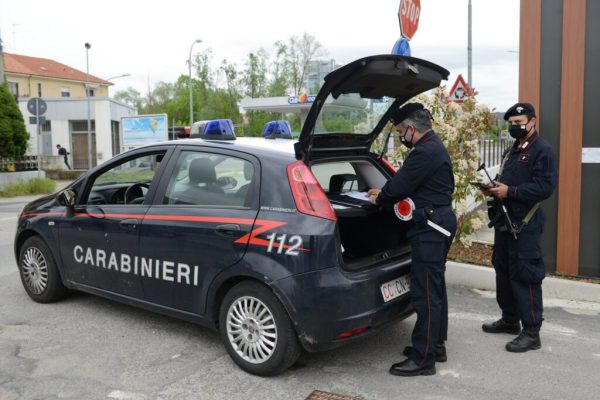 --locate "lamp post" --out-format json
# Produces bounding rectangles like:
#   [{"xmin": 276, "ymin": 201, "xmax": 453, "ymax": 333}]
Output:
[
  {"xmin": 85, "ymin": 42, "xmax": 92, "ymax": 170},
  {"xmin": 105, "ymin": 73, "xmax": 131, "ymax": 81},
  {"xmin": 188, "ymin": 39, "xmax": 202, "ymax": 127}
]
